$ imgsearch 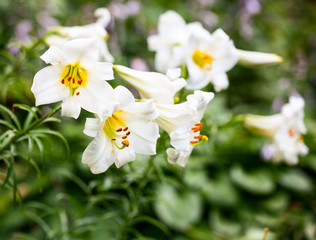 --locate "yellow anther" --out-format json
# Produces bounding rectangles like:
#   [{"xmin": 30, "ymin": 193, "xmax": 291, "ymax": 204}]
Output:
[{"xmin": 174, "ymin": 97, "xmax": 180, "ymax": 103}]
